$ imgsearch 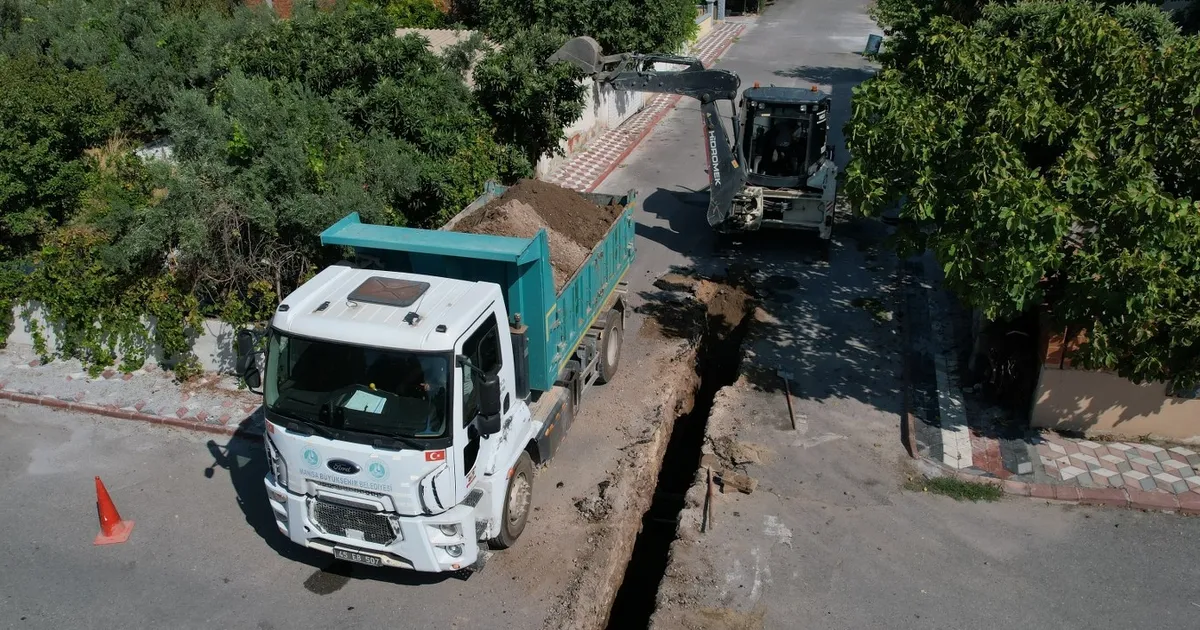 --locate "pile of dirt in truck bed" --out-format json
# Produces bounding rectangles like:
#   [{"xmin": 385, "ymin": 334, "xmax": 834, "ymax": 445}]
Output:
[
  {"xmin": 455, "ymin": 199, "xmax": 589, "ymax": 290},
  {"xmin": 452, "ymin": 179, "xmax": 625, "ymax": 290}
]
